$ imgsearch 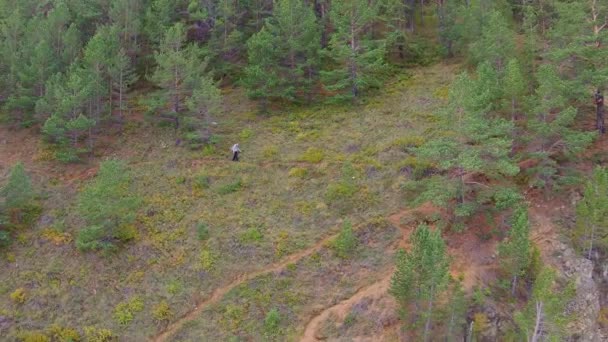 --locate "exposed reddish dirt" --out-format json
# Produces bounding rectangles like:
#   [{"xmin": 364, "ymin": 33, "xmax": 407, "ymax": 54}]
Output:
[
  {"xmin": 300, "ymin": 274, "xmax": 393, "ymax": 342},
  {"xmin": 300, "ymin": 203, "xmax": 502, "ymax": 341}
]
